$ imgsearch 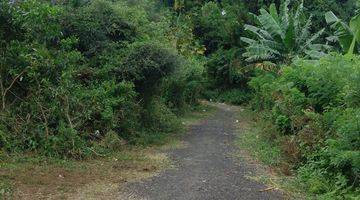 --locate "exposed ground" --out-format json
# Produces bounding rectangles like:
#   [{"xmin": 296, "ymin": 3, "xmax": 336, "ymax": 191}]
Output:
[{"xmin": 119, "ymin": 103, "xmax": 283, "ymax": 200}]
